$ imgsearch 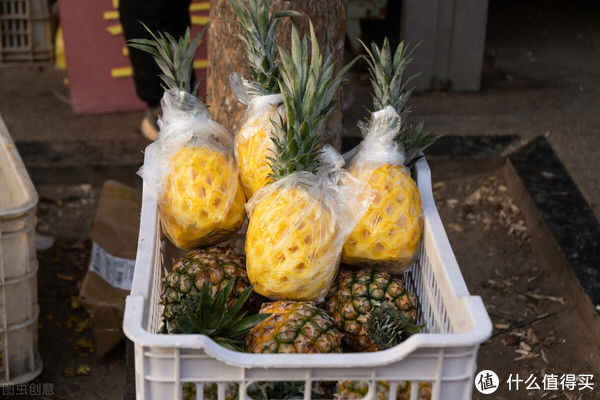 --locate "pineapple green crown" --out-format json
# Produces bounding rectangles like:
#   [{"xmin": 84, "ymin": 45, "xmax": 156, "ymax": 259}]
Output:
[
  {"xmin": 128, "ymin": 24, "xmax": 204, "ymax": 96},
  {"xmin": 228, "ymin": 0, "xmax": 300, "ymax": 95},
  {"xmin": 166, "ymin": 279, "xmax": 269, "ymax": 351},
  {"xmin": 268, "ymin": 23, "xmax": 355, "ymax": 181},
  {"xmin": 367, "ymin": 302, "xmax": 422, "ymax": 350},
  {"xmin": 362, "ymin": 38, "xmax": 437, "ymax": 166}
]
